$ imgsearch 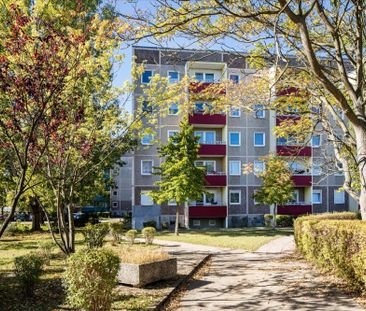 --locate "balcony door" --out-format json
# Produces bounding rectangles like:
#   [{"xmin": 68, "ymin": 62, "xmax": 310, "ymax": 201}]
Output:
[
  {"xmin": 194, "ymin": 131, "xmax": 216, "ymax": 144},
  {"xmin": 195, "ymin": 160, "xmax": 216, "ymax": 174},
  {"xmin": 195, "ymin": 191, "xmax": 218, "ymax": 206}
]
